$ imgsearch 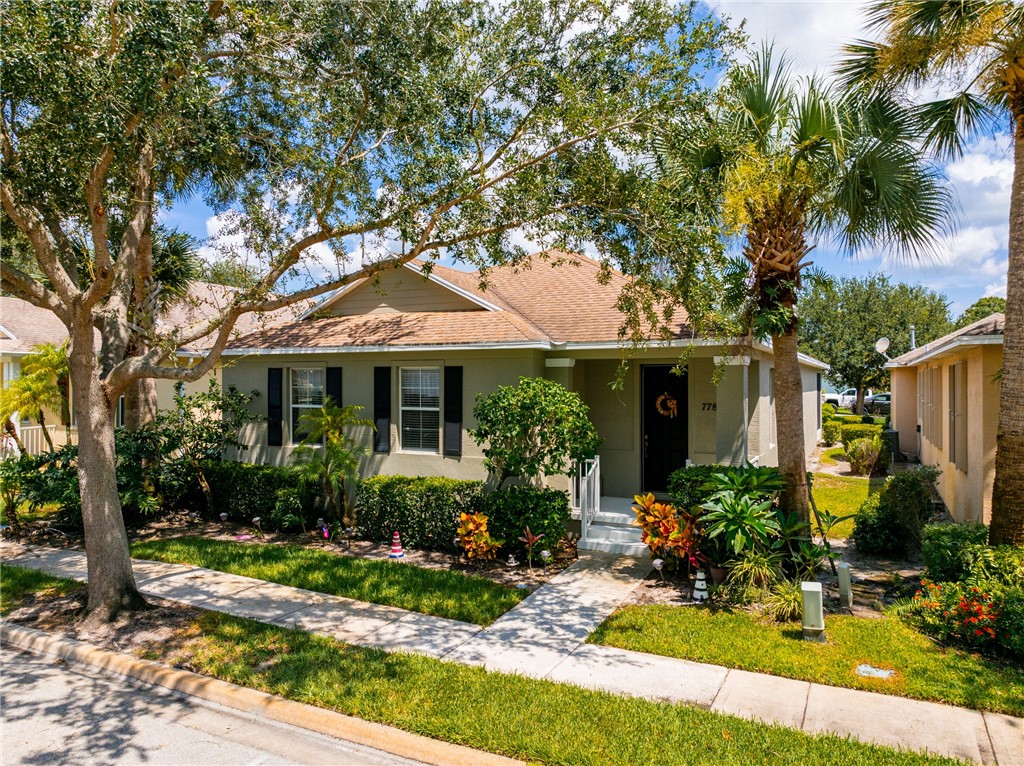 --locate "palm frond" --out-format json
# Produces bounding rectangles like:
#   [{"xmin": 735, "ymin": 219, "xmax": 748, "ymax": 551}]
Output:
[
  {"xmin": 913, "ymin": 91, "xmax": 998, "ymax": 160},
  {"xmin": 732, "ymin": 43, "xmax": 794, "ymax": 152},
  {"xmin": 837, "ymin": 40, "xmax": 889, "ymax": 91}
]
